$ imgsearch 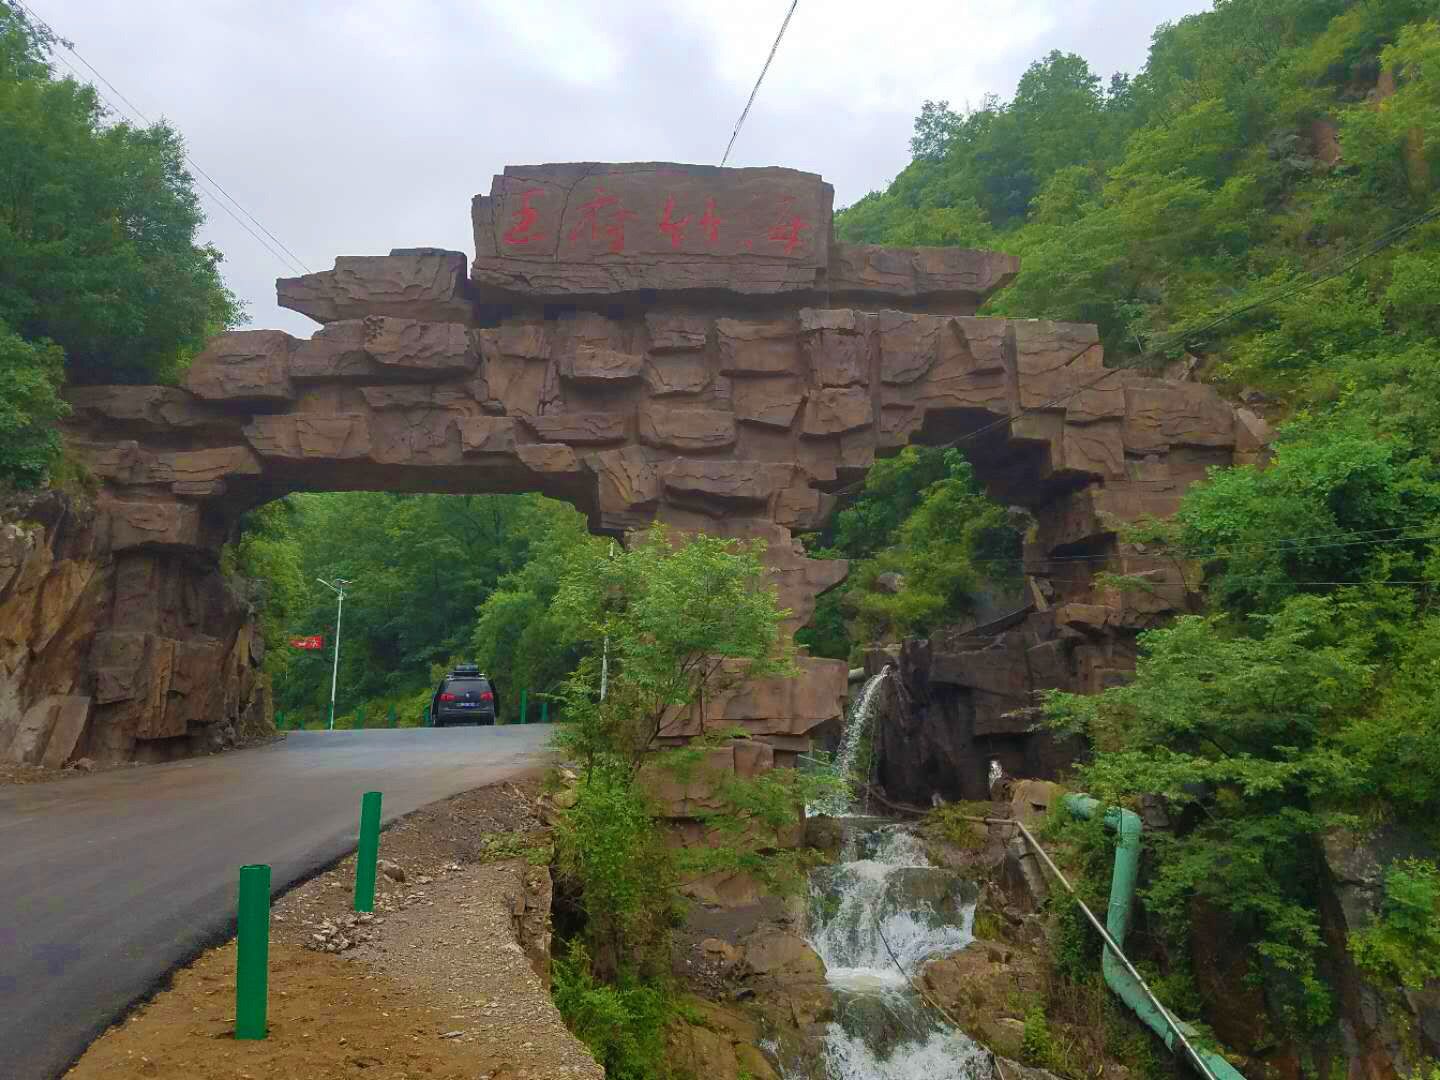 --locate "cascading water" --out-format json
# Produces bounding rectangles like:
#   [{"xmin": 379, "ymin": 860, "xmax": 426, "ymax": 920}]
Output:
[
  {"xmin": 790, "ymin": 823, "xmax": 988, "ymax": 1080},
  {"xmin": 779, "ymin": 666, "xmax": 985, "ymax": 1077},
  {"xmin": 809, "ymin": 668, "xmax": 892, "ymax": 817}
]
